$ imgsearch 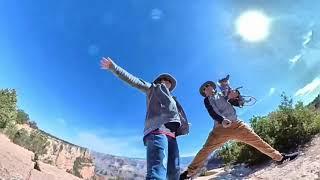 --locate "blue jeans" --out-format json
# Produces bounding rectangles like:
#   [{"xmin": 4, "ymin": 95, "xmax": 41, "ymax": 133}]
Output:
[{"xmin": 144, "ymin": 133, "xmax": 180, "ymax": 180}]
